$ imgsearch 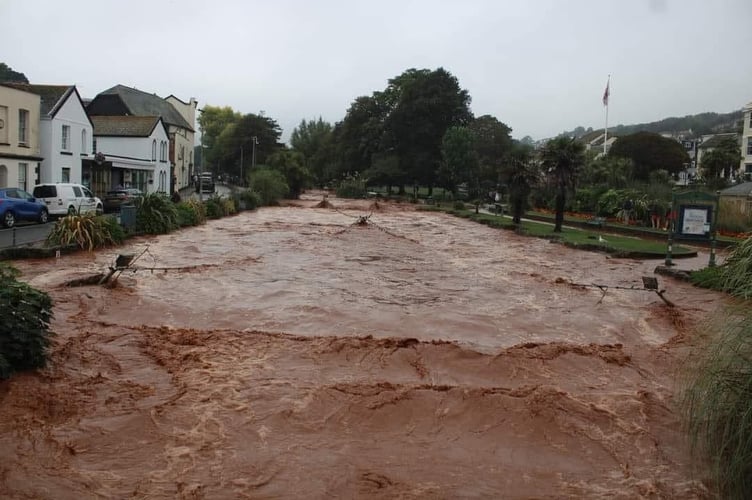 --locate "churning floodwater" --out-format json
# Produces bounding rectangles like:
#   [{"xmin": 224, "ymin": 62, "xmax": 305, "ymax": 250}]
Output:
[{"xmin": 0, "ymin": 193, "xmax": 720, "ymax": 498}]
